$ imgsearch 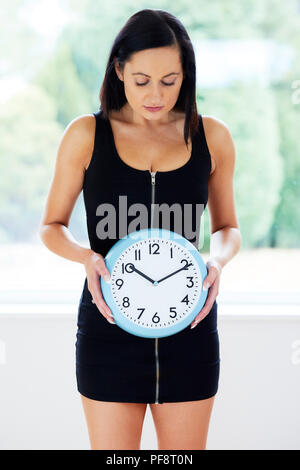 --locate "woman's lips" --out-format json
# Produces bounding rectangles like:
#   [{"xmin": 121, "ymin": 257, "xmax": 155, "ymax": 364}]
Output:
[{"xmin": 144, "ymin": 106, "xmax": 163, "ymax": 112}]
